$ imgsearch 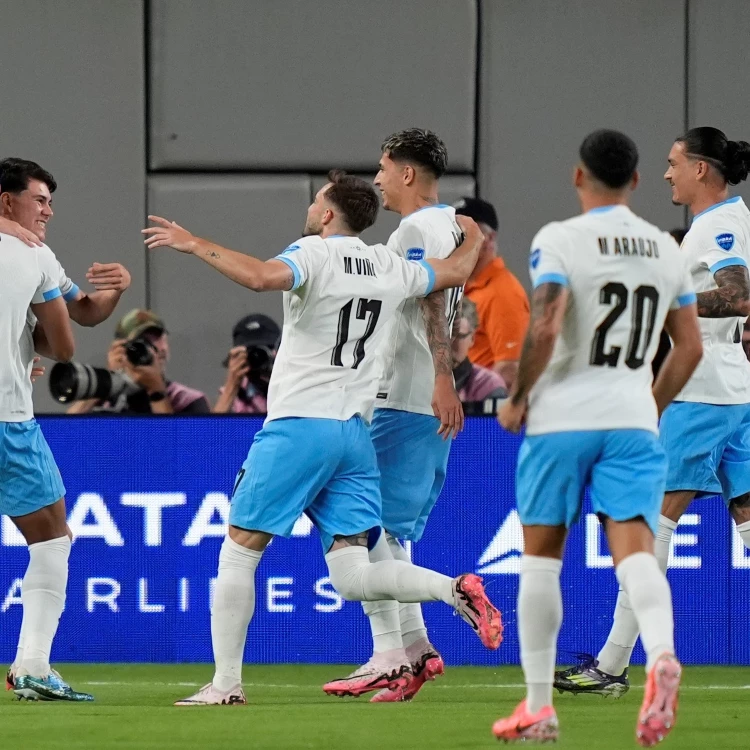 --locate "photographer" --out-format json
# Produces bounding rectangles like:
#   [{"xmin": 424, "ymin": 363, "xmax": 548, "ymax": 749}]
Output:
[
  {"xmin": 213, "ymin": 314, "xmax": 279, "ymax": 414},
  {"xmin": 65, "ymin": 309, "xmax": 210, "ymax": 414}
]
